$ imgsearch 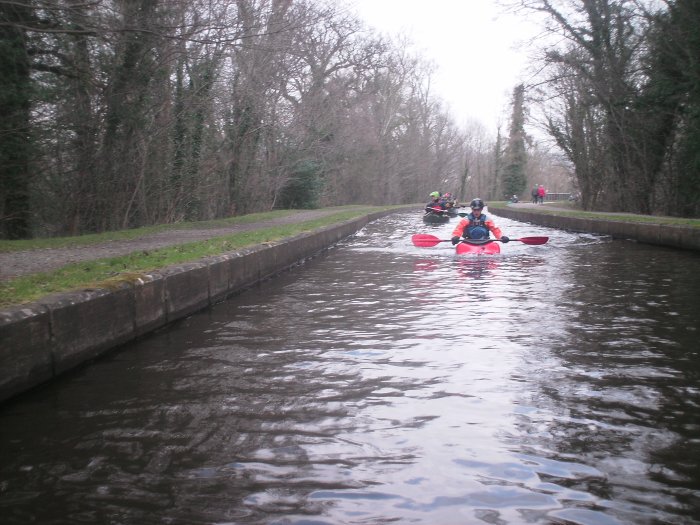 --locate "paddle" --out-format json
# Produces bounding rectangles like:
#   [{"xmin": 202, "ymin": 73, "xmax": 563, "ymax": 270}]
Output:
[
  {"xmin": 411, "ymin": 233, "xmax": 549, "ymax": 247},
  {"xmin": 425, "ymin": 207, "xmax": 447, "ymax": 214}
]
